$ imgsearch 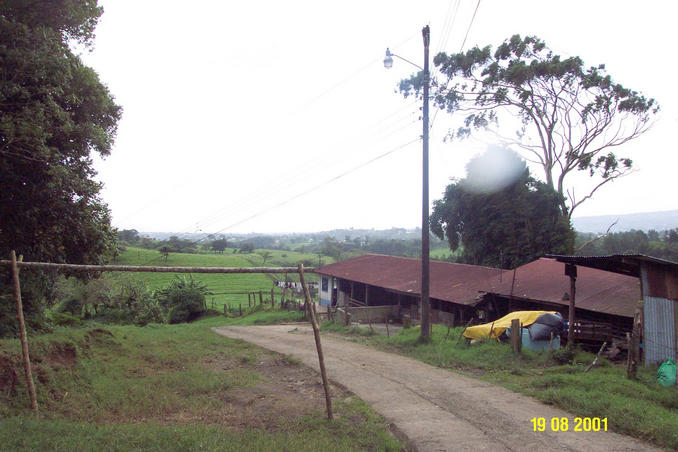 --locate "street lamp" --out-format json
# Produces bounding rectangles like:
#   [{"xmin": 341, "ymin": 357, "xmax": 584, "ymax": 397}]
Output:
[{"xmin": 384, "ymin": 26, "xmax": 431, "ymax": 340}]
